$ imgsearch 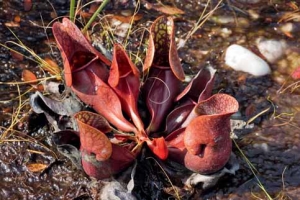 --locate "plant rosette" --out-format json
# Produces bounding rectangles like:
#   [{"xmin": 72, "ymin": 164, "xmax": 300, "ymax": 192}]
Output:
[{"xmin": 33, "ymin": 16, "xmax": 239, "ymax": 181}]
